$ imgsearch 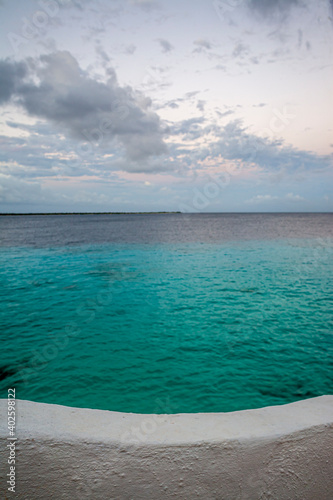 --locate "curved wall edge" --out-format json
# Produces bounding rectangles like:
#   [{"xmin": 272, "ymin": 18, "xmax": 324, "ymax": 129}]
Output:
[{"xmin": 1, "ymin": 396, "xmax": 332, "ymax": 499}]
